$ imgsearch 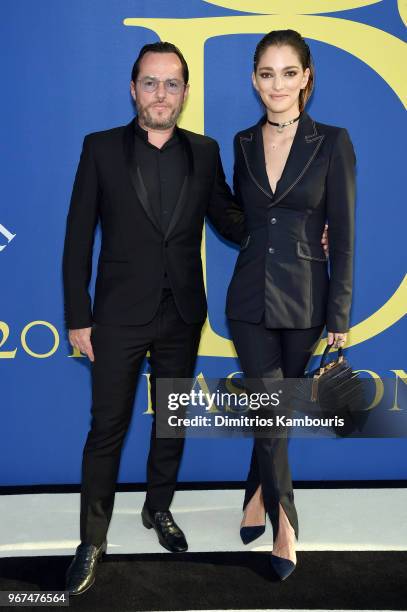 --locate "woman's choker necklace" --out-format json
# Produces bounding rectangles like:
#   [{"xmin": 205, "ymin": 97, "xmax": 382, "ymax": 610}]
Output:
[{"xmin": 267, "ymin": 113, "xmax": 301, "ymax": 133}]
